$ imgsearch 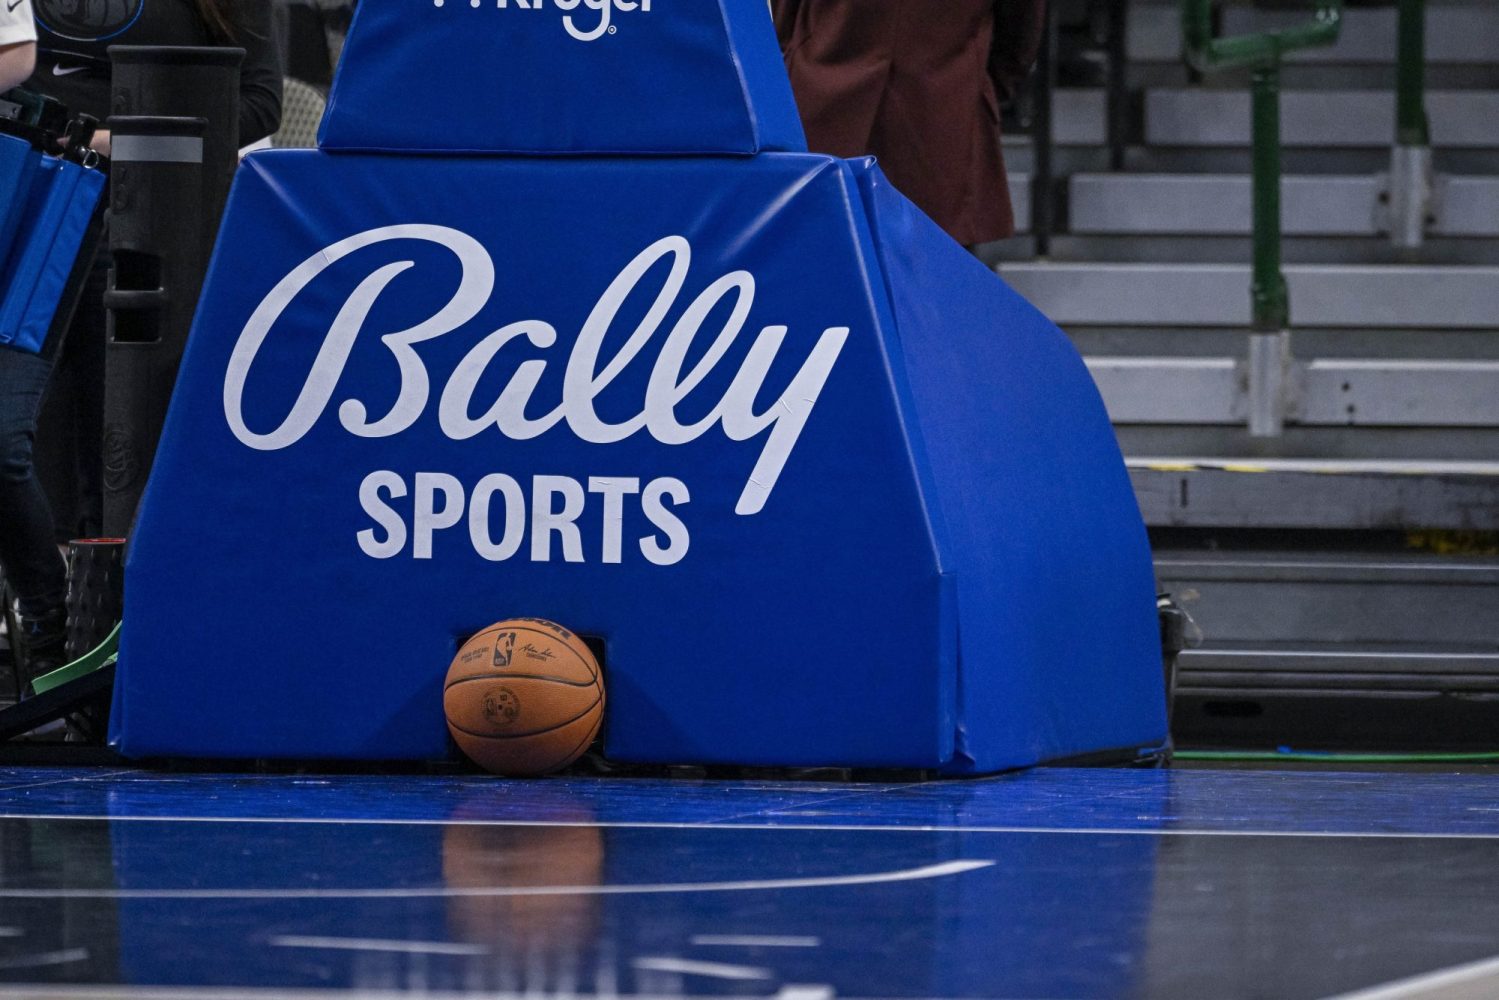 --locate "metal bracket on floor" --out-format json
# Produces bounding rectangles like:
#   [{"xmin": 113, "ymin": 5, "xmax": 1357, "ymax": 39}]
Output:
[{"xmin": 0, "ymin": 622, "xmax": 120, "ymax": 744}]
